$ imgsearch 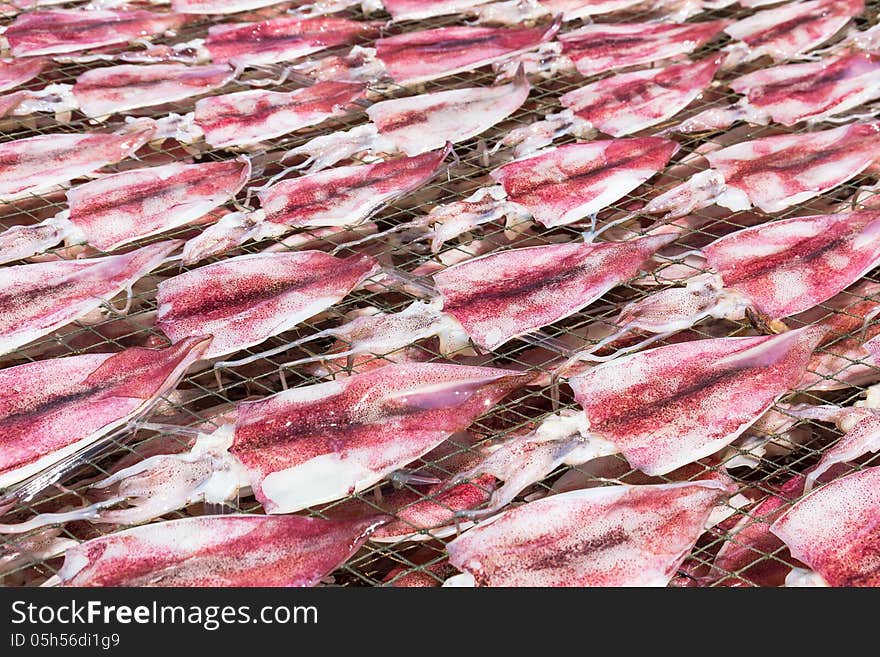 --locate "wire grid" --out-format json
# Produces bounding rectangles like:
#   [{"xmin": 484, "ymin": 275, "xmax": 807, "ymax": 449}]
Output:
[{"xmin": 1, "ymin": 0, "xmax": 880, "ymax": 588}]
